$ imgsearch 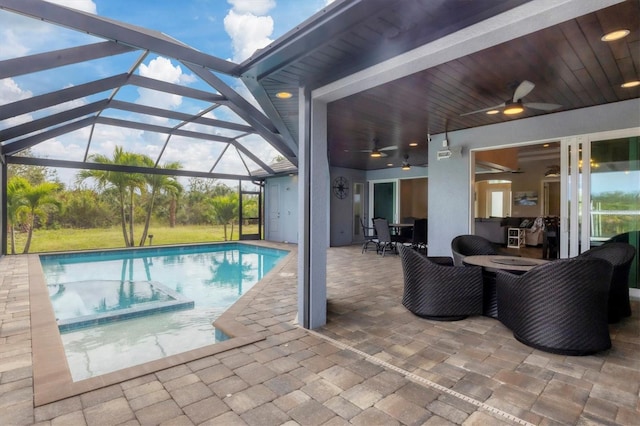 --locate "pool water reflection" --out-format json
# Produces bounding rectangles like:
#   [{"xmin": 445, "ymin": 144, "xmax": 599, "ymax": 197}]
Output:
[{"xmin": 40, "ymin": 243, "xmax": 288, "ymax": 380}]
